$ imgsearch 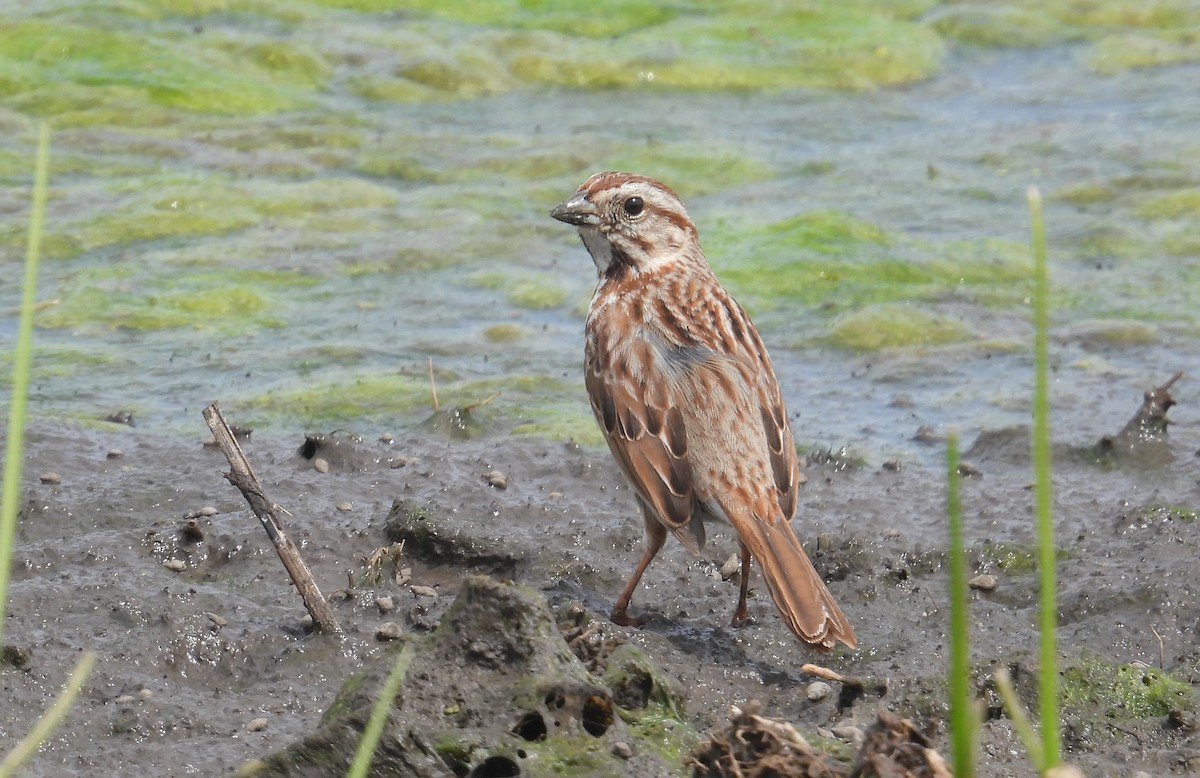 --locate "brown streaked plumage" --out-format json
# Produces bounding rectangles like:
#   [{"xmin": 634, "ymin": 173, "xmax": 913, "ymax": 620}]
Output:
[{"xmin": 550, "ymin": 171, "xmax": 856, "ymax": 652}]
